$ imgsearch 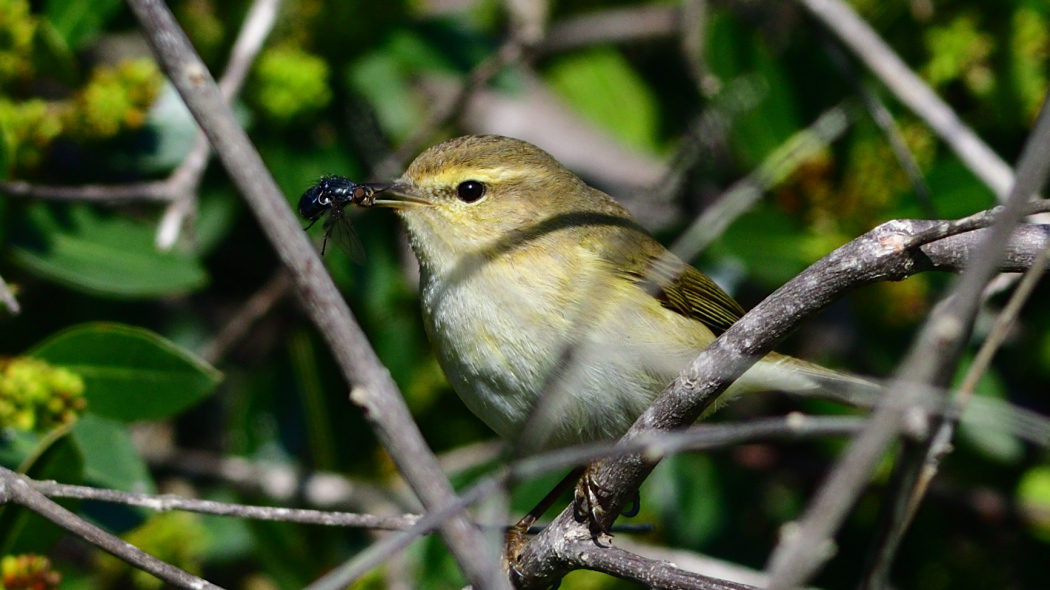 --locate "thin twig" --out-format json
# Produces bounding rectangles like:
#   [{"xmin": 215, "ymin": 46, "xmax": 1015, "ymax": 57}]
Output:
[
  {"xmin": 539, "ymin": 4, "xmax": 678, "ymax": 55},
  {"xmin": 818, "ymin": 32, "xmax": 935, "ymax": 217},
  {"xmin": 0, "ymin": 272, "xmax": 19, "ymax": 315},
  {"xmin": 31, "ymin": 480, "xmax": 418, "ymax": 530},
  {"xmin": 671, "ymin": 102, "xmax": 854, "ymax": 261},
  {"xmin": 0, "ymin": 467, "xmax": 221, "ymax": 590},
  {"xmin": 644, "ymin": 75, "xmax": 764, "ymax": 214},
  {"xmin": 375, "ymin": 40, "xmax": 532, "ymax": 179},
  {"xmin": 155, "ymin": 0, "xmax": 282, "ymax": 248},
  {"xmin": 123, "ymin": 1, "xmax": 505, "ymax": 587},
  {"xmin": 617, "ymin": 539, "xmax": 821, "ymax": 590},
  {"xmin": 764, "ymin": 91, "xmax": 1050, "ymax": 590},
  {"xmin": 309, "ymin": 415, "xmax": 866, "ymax": 590},
  {"xmin": 860, "ymin": 217, "xmax": 1050, "ymax": 590},
  {"xmin": 198, "ymin": 270, "xmax": 293, "ymax": 364},
  {"xmin": 0, "ymin": 0, "xmax": 280, "ymax": 251},
  {"xmin": 0, "ymin": 180, "xmax": 173, "ymax": 203},
  {"xmin": 797, "ymin": 0, "xmax": 1015, "ymax": 200},
  {"xmin": 680, "ymin": 0, "xmax": 721, "ymax": 97}
]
